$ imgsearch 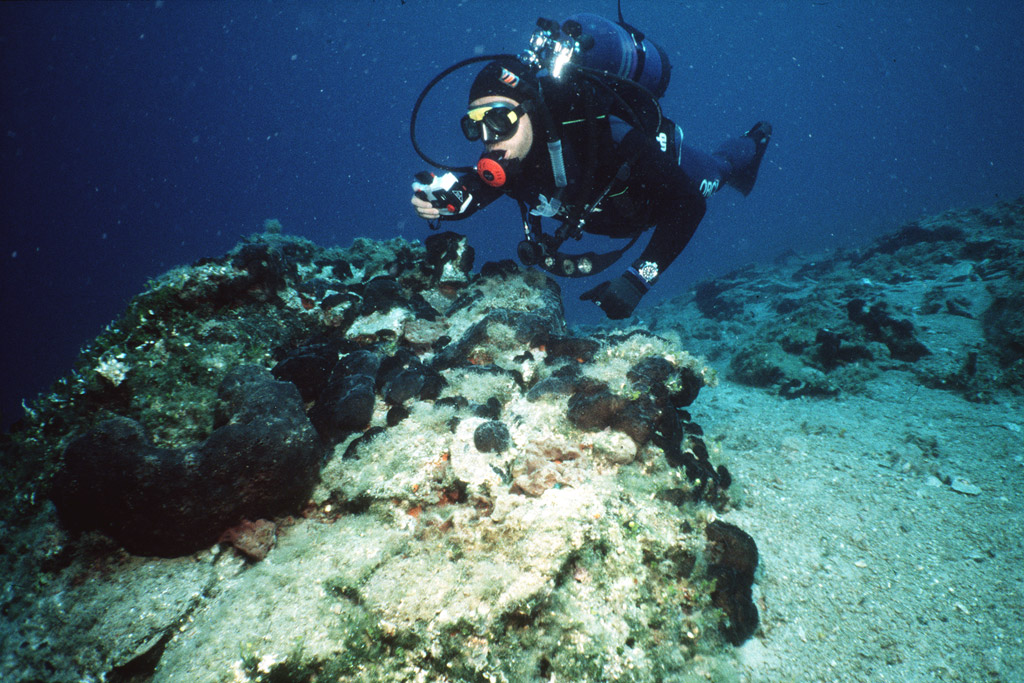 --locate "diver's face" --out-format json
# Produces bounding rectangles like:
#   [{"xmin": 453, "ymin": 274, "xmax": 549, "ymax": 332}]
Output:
[{"xmin": 469, "ymin": 96, "xmax": 534, "ymax": 160}]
